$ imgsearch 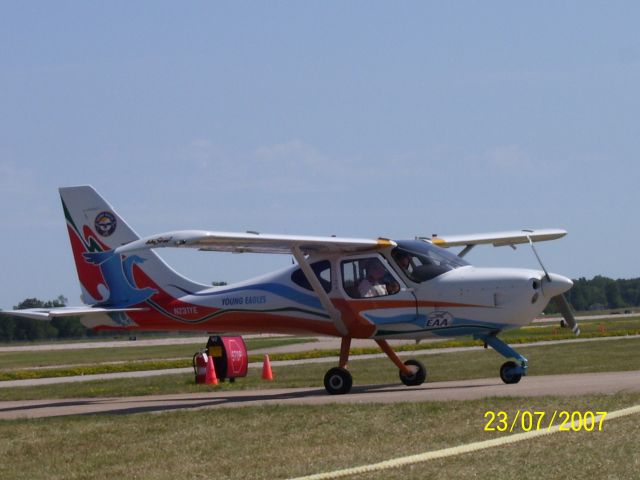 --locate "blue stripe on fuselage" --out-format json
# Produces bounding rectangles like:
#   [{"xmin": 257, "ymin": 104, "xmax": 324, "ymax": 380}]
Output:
[
  {"xmin": 366, "ymin": 313, "xmax": 509, "ymax": 336},
  {"xmin": 172, "ymin": 282, "xmax": 323, "ymax": 310}
]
